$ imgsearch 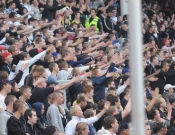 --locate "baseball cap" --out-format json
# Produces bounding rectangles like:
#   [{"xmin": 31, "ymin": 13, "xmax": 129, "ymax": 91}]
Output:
[
  {"xmin": 52, "ymin": 52, "xmax": 59, "ymax": 58},
  {"xmin": 122, "ymin": 68, "xmax": 129, "ymax": 74},
  {"xmin": 2, "ymin": 52, "xmax": 11, "ymax": 60},
  {"xmin": 0, "ymin": 79, "xmax": 14, "ymax": 86},
  {"xmin": 119, "ymin": 122, "xmax": 129, "ymax": 130},
  {"xmin": 164, "ymin": 84, "xmax": 175, "ymax": 90},
  {"xmin": 47, "ymin": 76, "xmax": 59, "ymax": 85},
  {"xmin": 169, "ymin": 98, "xmax": 175, "ymax": 104},
  {"xmin": 106, "ymin": 8, "xmax": 114, "ymax": 13},
  {"xmin": 0, "ymin": 46, "xmax": 6, "ymax": 51}
]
